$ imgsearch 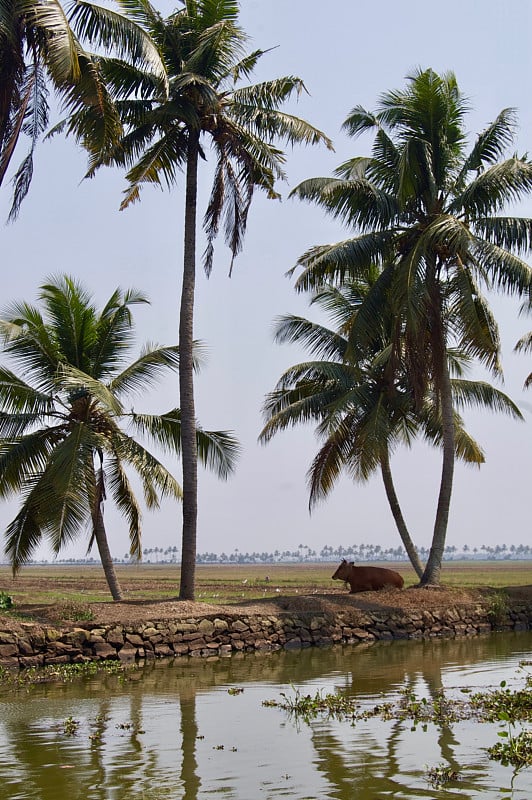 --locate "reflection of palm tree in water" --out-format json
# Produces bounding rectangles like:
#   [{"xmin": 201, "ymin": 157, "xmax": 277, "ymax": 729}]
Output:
[
  {"xmin": 86, "ymin": 692, "xmax": 159, "ymax": 797},
  {"xmin": 310, "ymin": 714, "xmax": 432, "ymax": 799},
  {"xmin": 308, "ymin": 639, "xmax": 498, "ymax": 799},
  {"xmin": 87, "ymin": 678, "xmax": 202, "ymax": 798},
  {"xmin": 124, "ymin": 675, "xmax": 201, "ymax": 799},
  {"xmin": 89, "ymin": 677, "xmax": 201, "ymax": 799},
  {"xmin": 180, "ymin": 695, "xmax": 201, "ymax": 800}
]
